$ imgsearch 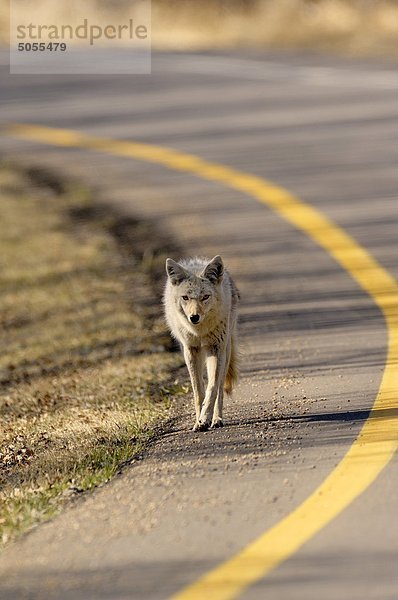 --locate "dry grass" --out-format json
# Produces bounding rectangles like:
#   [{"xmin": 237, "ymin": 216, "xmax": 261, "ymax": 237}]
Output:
[
  {"xmin": 0, "ymin": 164, "xmax": 185, "ymax": 545},
  {"xmin": 153, "ymin": 0, "xmax": 398, "ymax": 58},
  {"xmin": 3, "ymin": 0, "xmax": 398, "ymax": 58}
]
